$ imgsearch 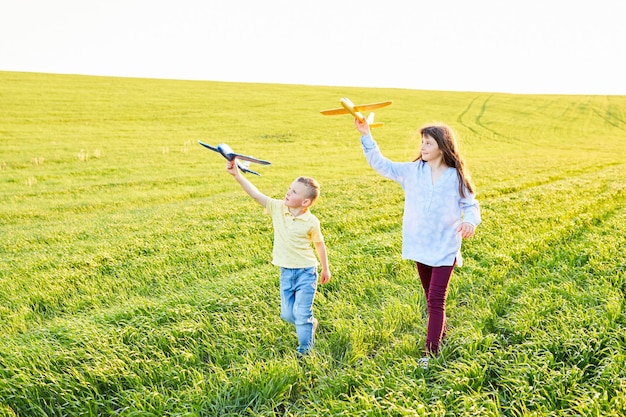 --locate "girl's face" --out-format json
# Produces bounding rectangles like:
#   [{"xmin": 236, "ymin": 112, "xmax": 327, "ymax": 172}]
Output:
[{"xmin": 421, "ymin": 134, "xmax": 443, "ymax": 162}]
